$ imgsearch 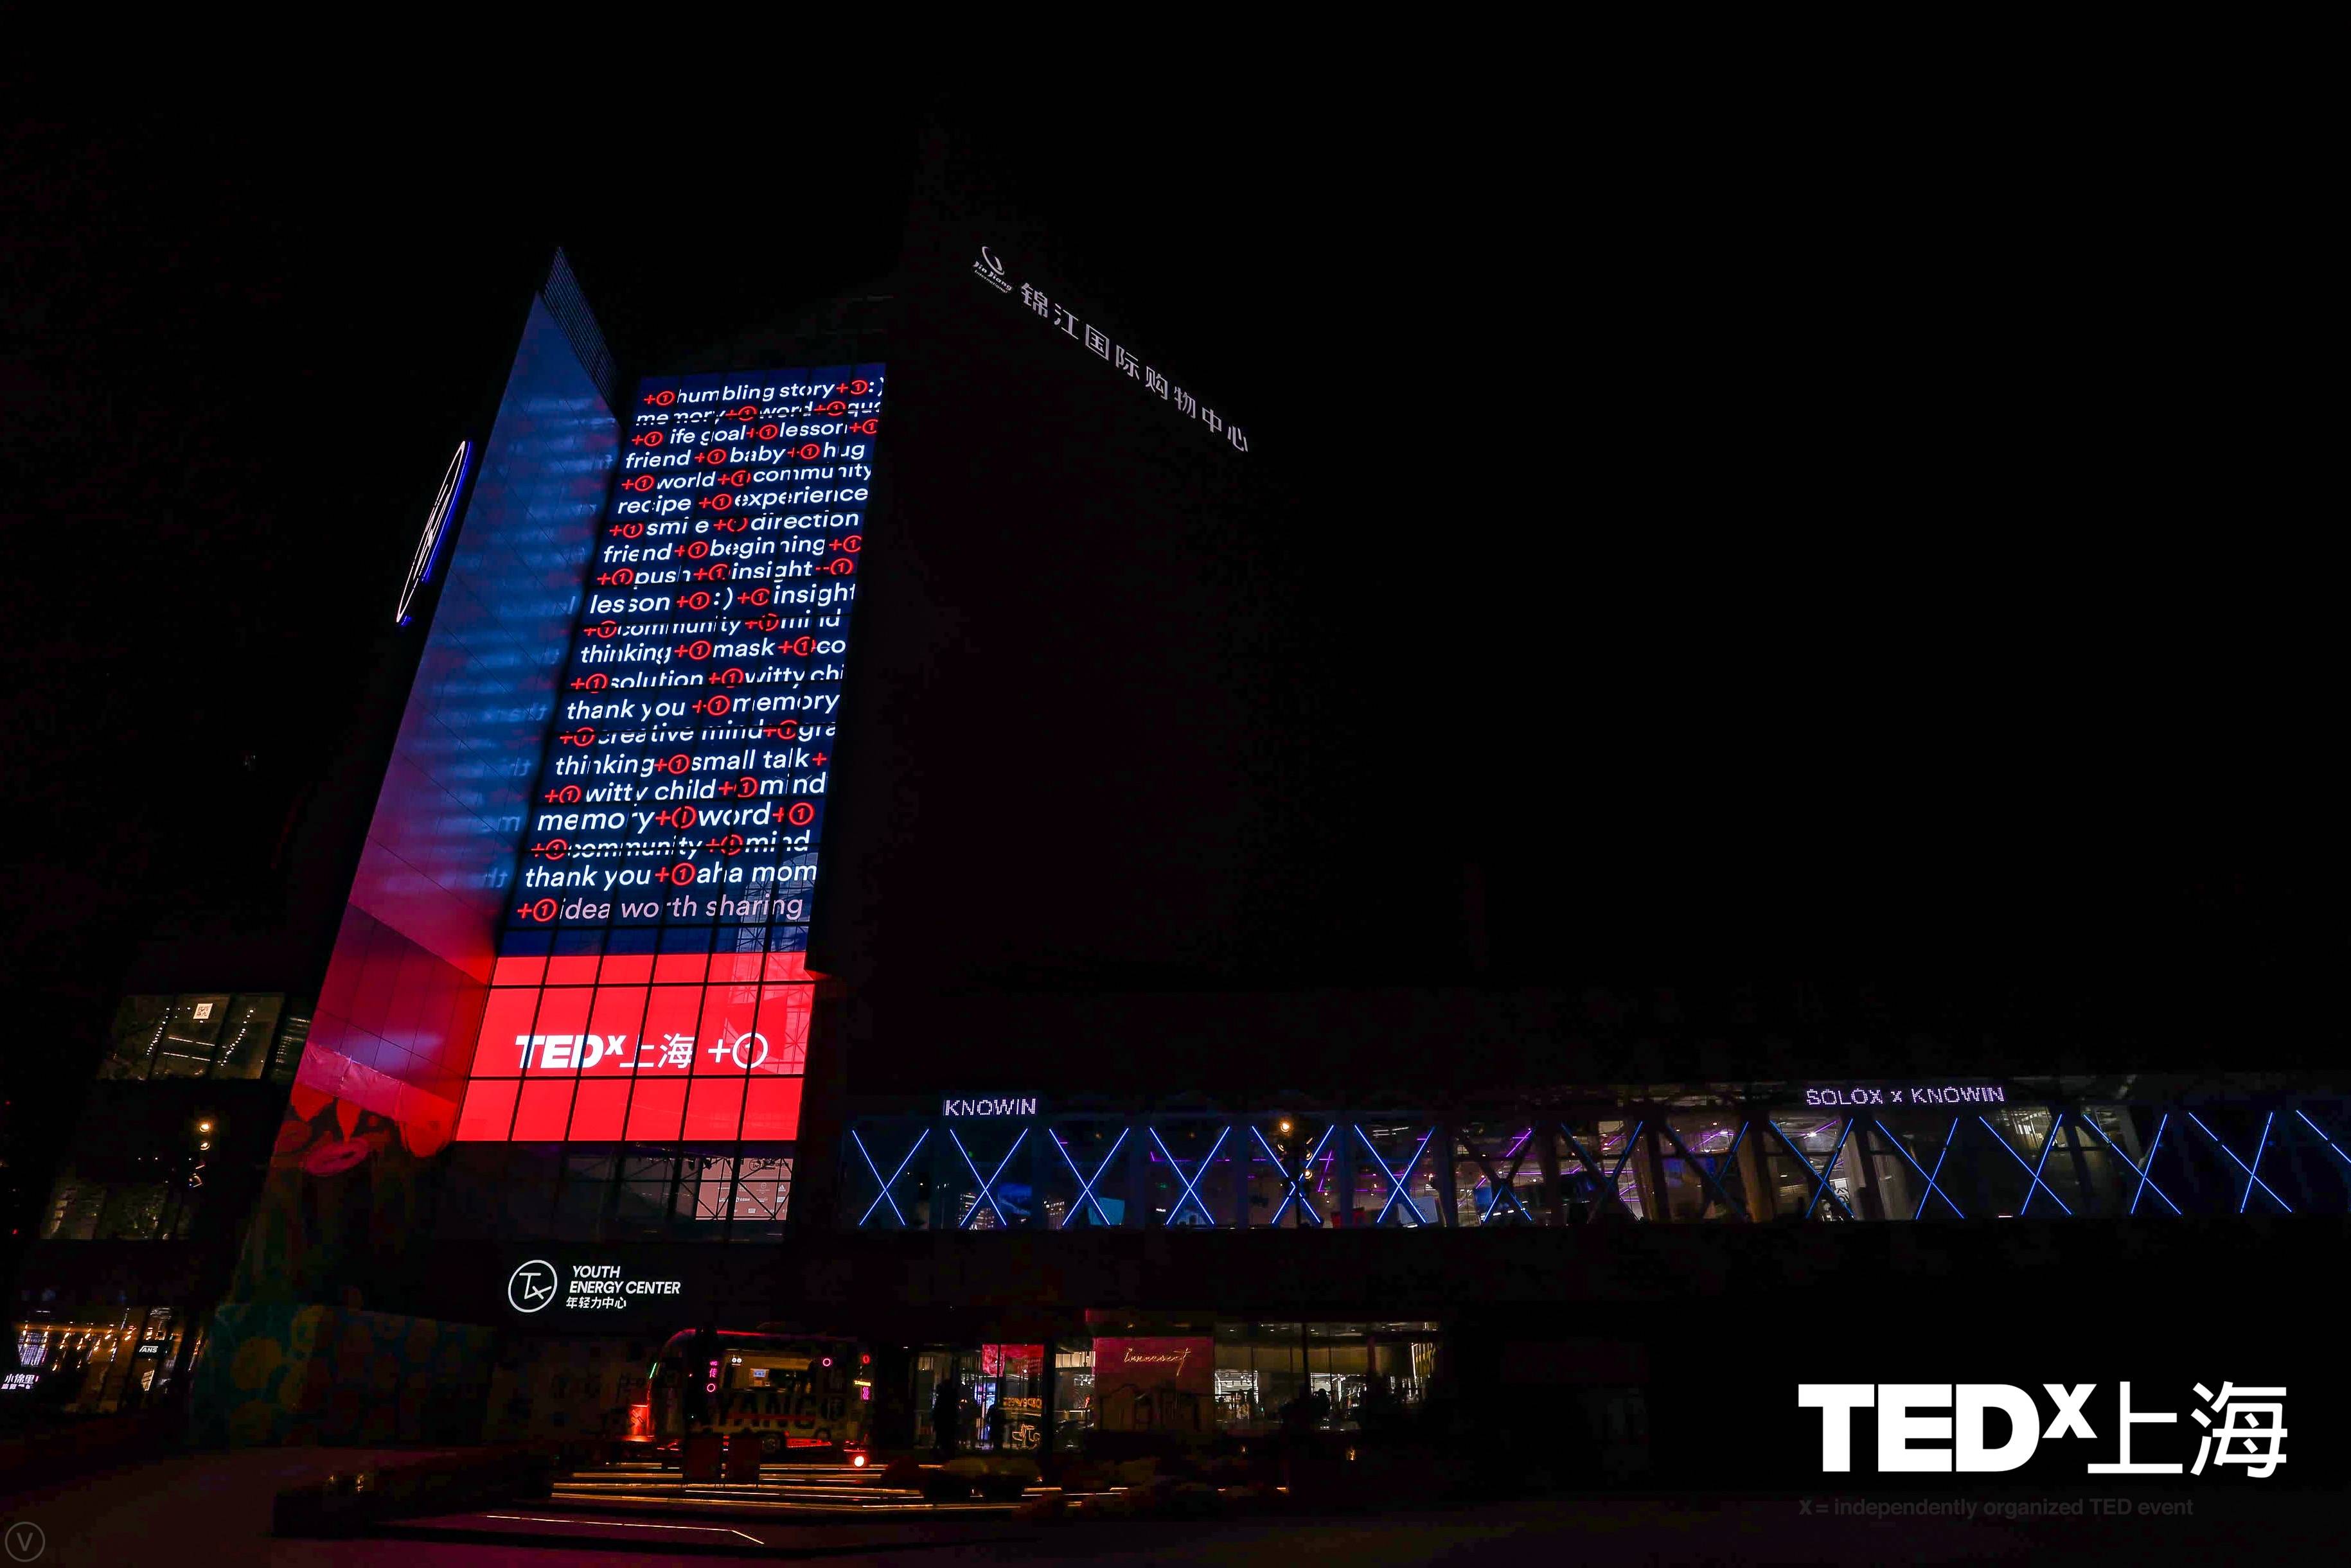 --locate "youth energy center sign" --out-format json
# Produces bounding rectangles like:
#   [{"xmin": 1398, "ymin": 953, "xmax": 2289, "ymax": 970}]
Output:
[{"xmin": 506, "ymin": 1256, "xmax": 685, "ymax": 1315}]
